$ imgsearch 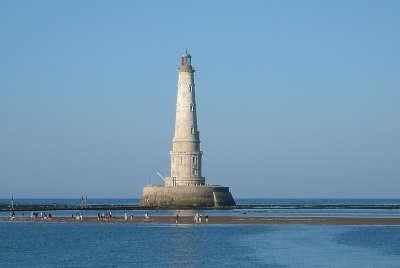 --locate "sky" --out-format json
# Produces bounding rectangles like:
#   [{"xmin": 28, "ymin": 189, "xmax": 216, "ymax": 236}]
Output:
[{"xmin": 0, "ymin": 1, "xmax": 399, "ymax": 199}]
